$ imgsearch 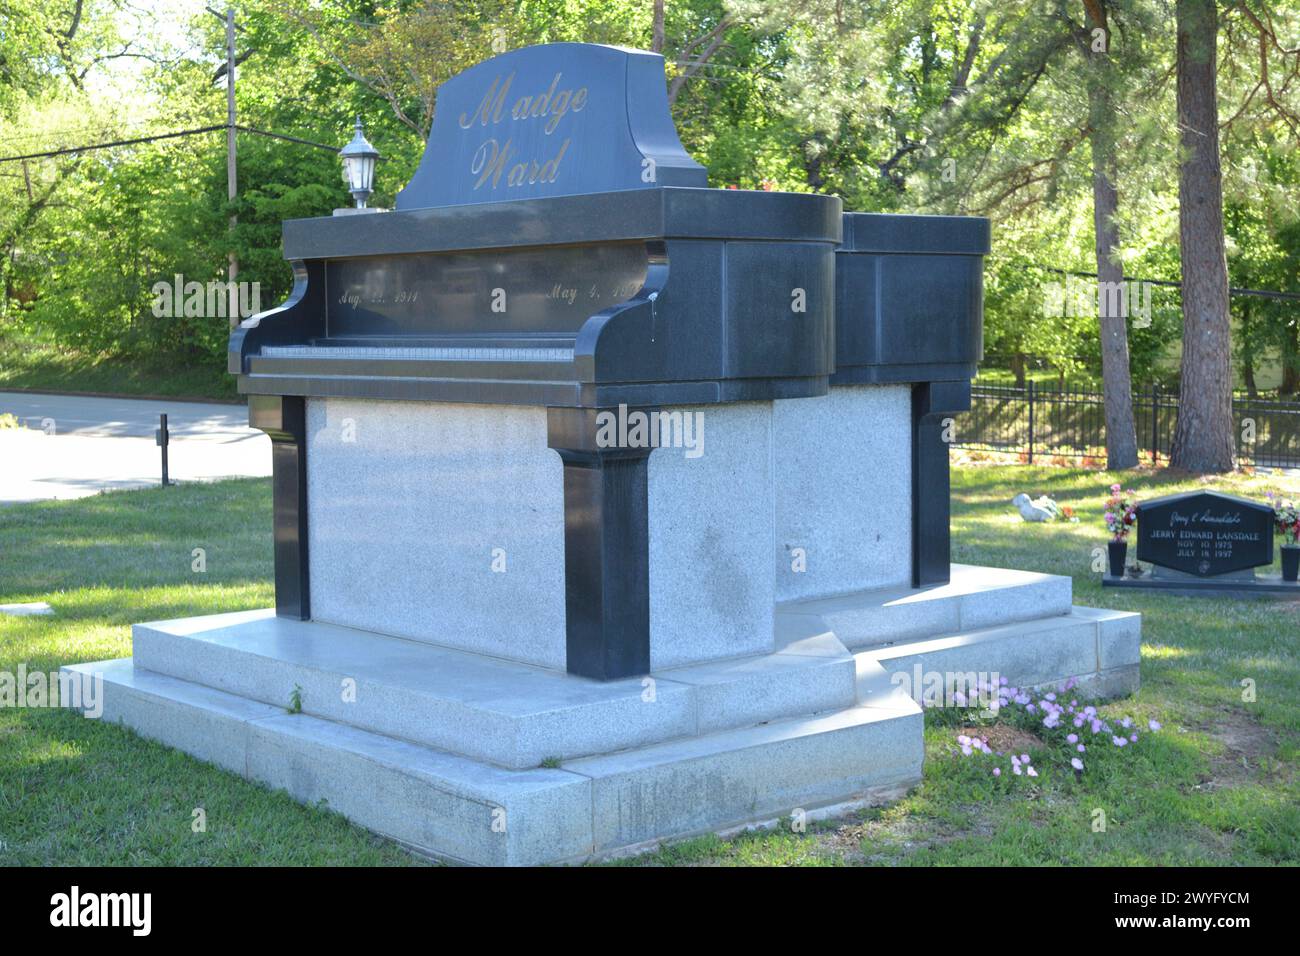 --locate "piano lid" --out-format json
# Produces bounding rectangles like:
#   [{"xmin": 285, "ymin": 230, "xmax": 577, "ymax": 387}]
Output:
[{"xmin": 397, "ymin": 43, "xmax": 707, "ymax": 210}]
